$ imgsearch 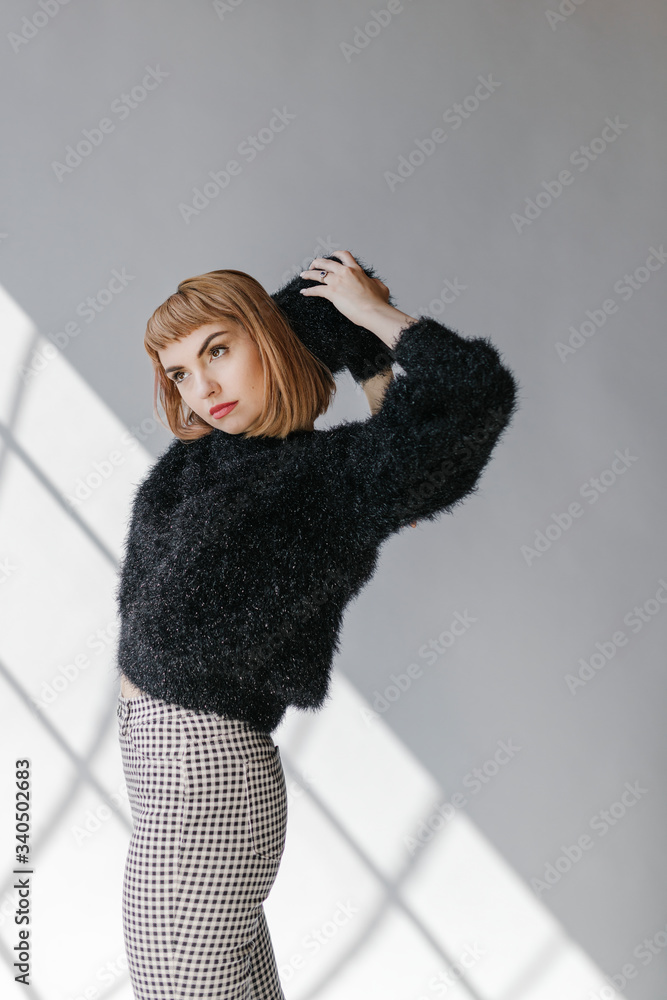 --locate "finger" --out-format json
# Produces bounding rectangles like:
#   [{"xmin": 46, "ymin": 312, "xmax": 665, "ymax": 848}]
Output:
[
  {"xmin": 299, "ymin": 284, "xmax": 331, "ymax": 296},
  {"xmin": 326, "ymin": 250, "xmax": 358, "ymax": 264},
  {"xmin": 299, "ymin": 267, "xmax": 337, "ymax": 280},
  {"xmin": 302, "ymin": 254, "xmax": 352, "ymax": 275},
  {"xmin": 307, "ymin": 250, "xmax": 357, "ymax": 267},
  {"xmin": 299, "ymin": 276, "xmax": 332, "ymax": 289}
]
